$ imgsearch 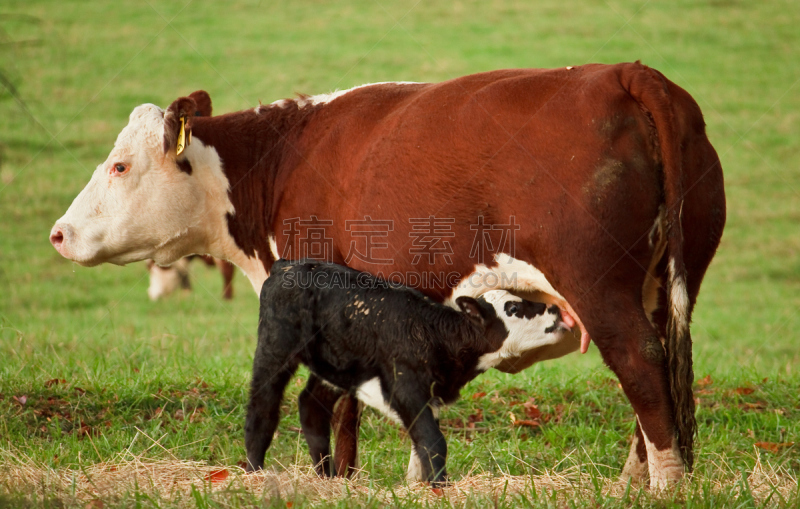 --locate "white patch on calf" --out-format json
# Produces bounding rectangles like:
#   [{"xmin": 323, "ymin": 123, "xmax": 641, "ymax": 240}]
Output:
[
  {"xmin": 475, "ymin": 290, "xmax": 577, "ymax": 372},
  {"xmin": 448, "ymin": 254, "xmax": 583, "ymax": 372},
  {"xmin": 355, "ymin": 377, "xmax": 402, "ymax": 424}
]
